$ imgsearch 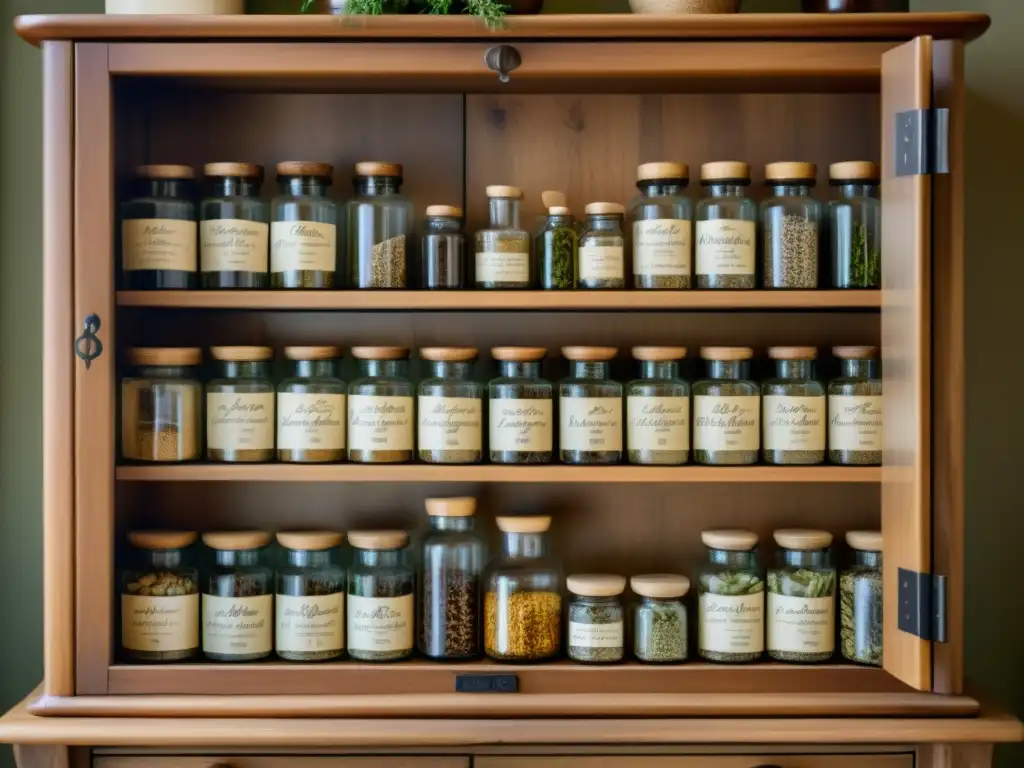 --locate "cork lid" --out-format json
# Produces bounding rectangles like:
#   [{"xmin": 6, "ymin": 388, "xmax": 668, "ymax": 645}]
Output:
[
  {"xmin": 832, "ymin": 345, "xmax": 879, "ymax": 360},
  {"xmin": 127, "ymin": 347, "xmax": 201, "ymax": 367},
  {"xmin": 846, "ymin": 530, "xmax": 883, "ymax": 552},
  {"xmin": 348, "ymin": 529, "xmax": 409, "ymax": 551},
  {"xmin": 702, "ymin": 529, "xmax": 758, "ymax": 551},
  {"xmin": 204, "ymin": 162, "xmax": 263, "ymax": 180},
  {"xmin": 425, "ymin": 205, "xmax": 463, "ymax": 218},
  {"xmin": 830, "ymin": 161, "xmax": 880, "ymax": 183},
  {"xmin": 631, "ymin": 573, "xmax": 691, "ymax": 599},
  {"xmin": 774, "ymin": 529, "xmax": 834, "ymax": 550},
  {"xmin": 276, "ymin": 161, "xmax": 333, "ymax": 179},
  {"xmin": 355, "ymin": 161, "xmax": 402, "ymax": 178},
  {"xmin": 632, "ymin": 346, "xmax": 687, "ymax": 362},
  {"xmin": 700, "ymin": 346, "xmax": 754, "ymax": 361},
  {"xmin": 492, "ymin": 346, "xmax": 546, "ymax": 362},
  {"xmin": 128, "ymin": 530, "xmax": 197, "ymax": 550},
  {"xmin": 210, "ymin": 346, "xmax": 273, "ymax": 362},
  {"xmin": 541, "ymin": 190, "xmax": 567, "ymax": 209},
  {"xmin": 638, "ymin": 162, "xmax": 689, "ymax": 182},
  {"xmin": 276, "ymin": 531, "xmax": 344, "ymax": 551},
  {"xmin": 566, "ymin": 574, "xmax": 627, "ymax": 598},
  {"xmin": 767, "ymin": 346, "xmax": 818, "ymax": 361},
  {"xmin": 420, "ymin": 347, "xmax": 479, "ymax": 363},
  {"xmin": 202, "ymin": 530, "xmax": 271, "ymax": 551},
  {"xmin": 496, "ymin": 515, "xmax": 551, "ymax": 534},
  {"xmin": 351, "ymin": 346, "xmax": 409, "ymax": 361},
  {"xmin": 562, "ymin": 346, "xmax": 617, "ymax": 362},
  {"xmin": 136, "ymin": 164, "xmax": 194, "ymax": 180},
  {"xmin": 700, "ymin": 161, "xmax": 750, "ymax": 183},
  {"xmin": 765, "ymin": 161, "xmax": 818, "ymax": 183},
  {"xmin": 284, "ymin": 346, "xmax": 341, "ymax": 361},
  {"xmin": 425, "ymin": 497, "xmax": 477, "ymax": 518},
  {"xmin": 486, "ymin": 185, "xmax": 523, "ymax": 199},
  {"xmin": 585, "ymin": 202, "xmax": 626, "ymax": 216},
  {"xmin": 548, "ymin": 206, "xmax": 572, "ymax": 216}
]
